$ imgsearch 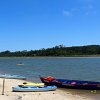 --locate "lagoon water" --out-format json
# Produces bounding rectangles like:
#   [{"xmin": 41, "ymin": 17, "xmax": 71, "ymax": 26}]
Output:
[{"xmin": 0, "ymin": 57, "xmax": 100, "ymax": 82}]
